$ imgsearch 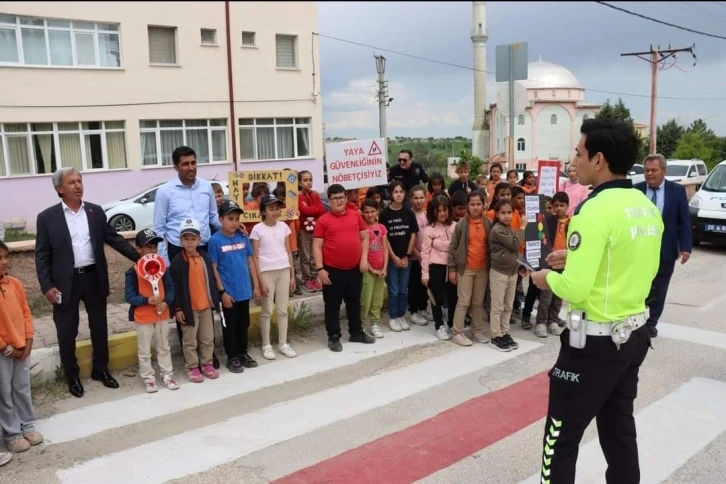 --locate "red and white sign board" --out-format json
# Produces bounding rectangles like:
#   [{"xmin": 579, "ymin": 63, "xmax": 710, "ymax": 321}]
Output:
[
  {"xmin": 324, "ymin": 138, "xmax": 388, "ymax": 190},
  {"xmin": 536, "ymin": 160, "xmax": 561, "ymax": 197},
  {"xmin": 136, "ymin": 253, "xmax": 166, "ymax": 297}
]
